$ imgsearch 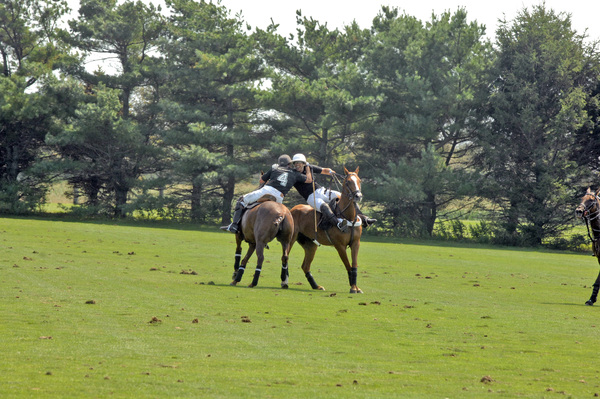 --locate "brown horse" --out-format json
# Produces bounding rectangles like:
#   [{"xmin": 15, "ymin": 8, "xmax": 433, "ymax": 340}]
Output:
[
  {"xmin": 230, "ymin": 196, "xmax": 294, "ymax": 288},
  {"xmin": 290, "ymin": 167, "xmax": 364, "ymax": 293},
  {"xmin": 576, "ymin": 188, "xmax": 600, "ymax": 305}
]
